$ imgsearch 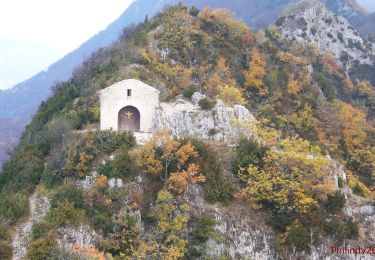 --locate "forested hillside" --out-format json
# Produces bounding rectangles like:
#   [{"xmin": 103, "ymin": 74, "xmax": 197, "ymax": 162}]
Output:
[{"xmin": 0, "ymin": 4, "xmax": 373, "ymax": 259}]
